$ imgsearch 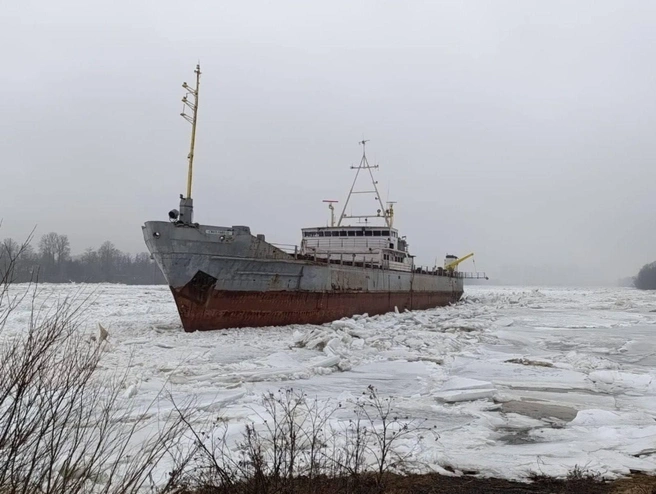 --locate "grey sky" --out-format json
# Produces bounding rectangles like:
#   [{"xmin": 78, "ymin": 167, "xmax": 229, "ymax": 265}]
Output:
[{"xmin": 2, "ymin": 0, "xmax": 655, "ymax": 284}]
